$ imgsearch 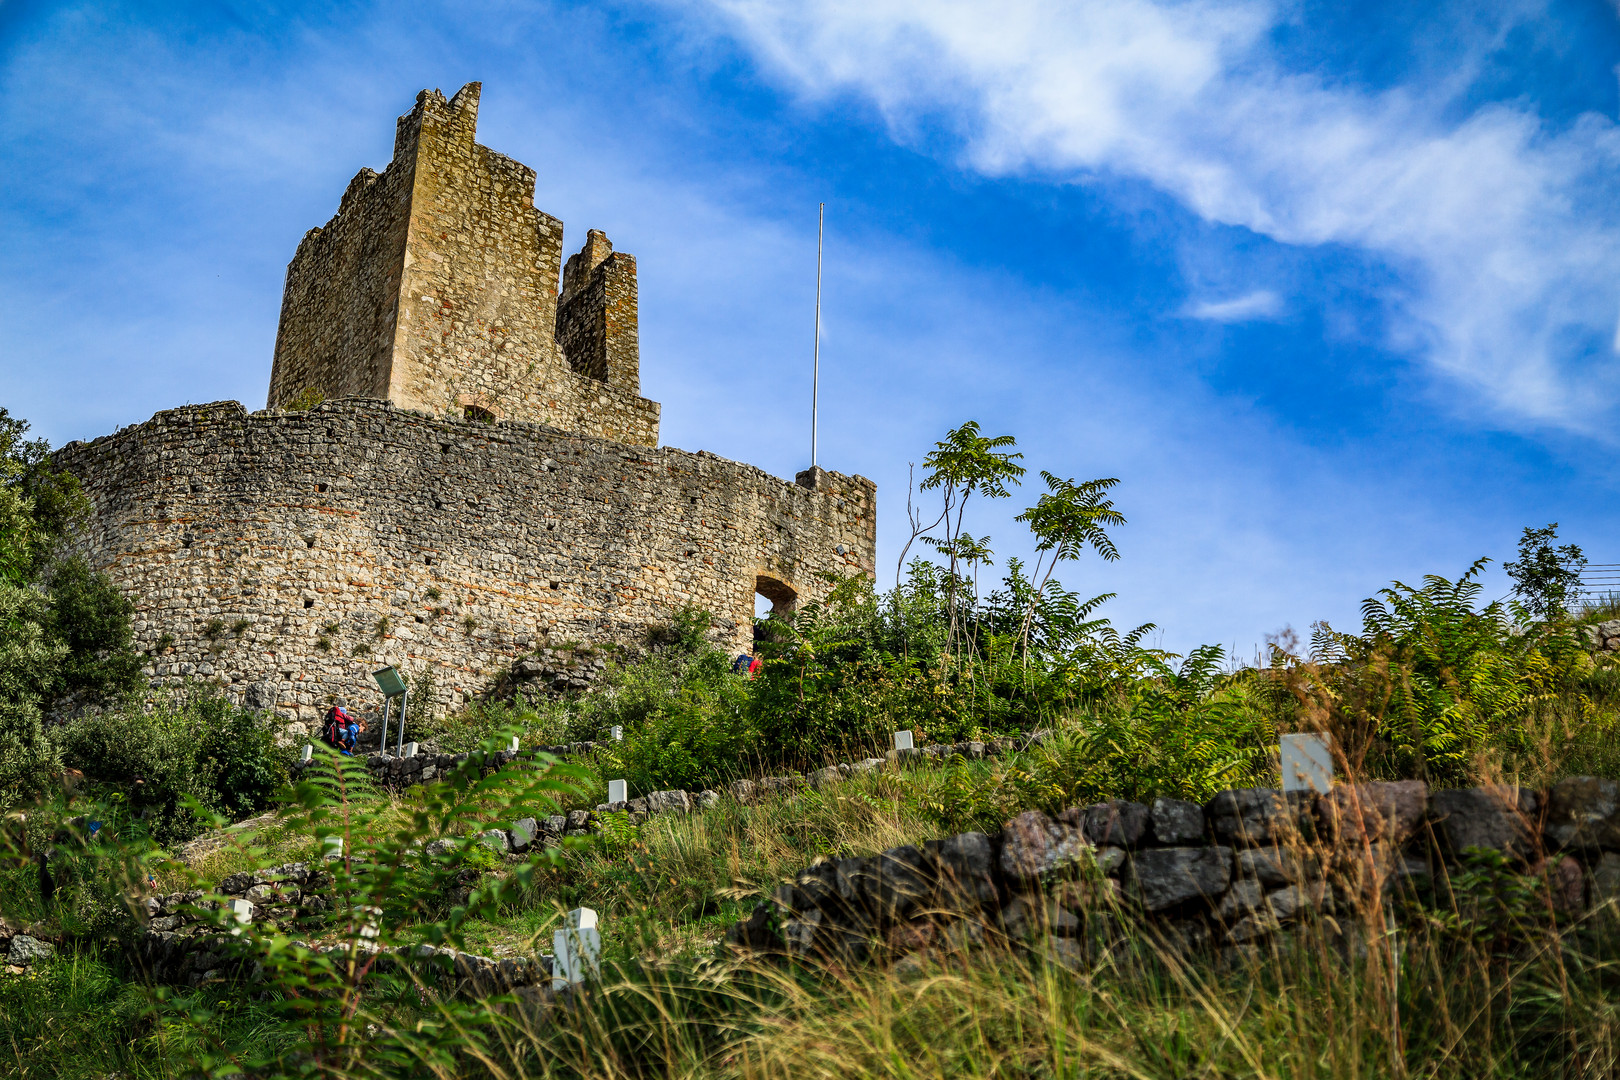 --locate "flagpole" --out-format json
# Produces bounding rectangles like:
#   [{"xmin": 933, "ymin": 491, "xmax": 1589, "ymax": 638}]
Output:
[{"xmin": 812, "ymin": 202, "xmax": 823, "ymax": 469}]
